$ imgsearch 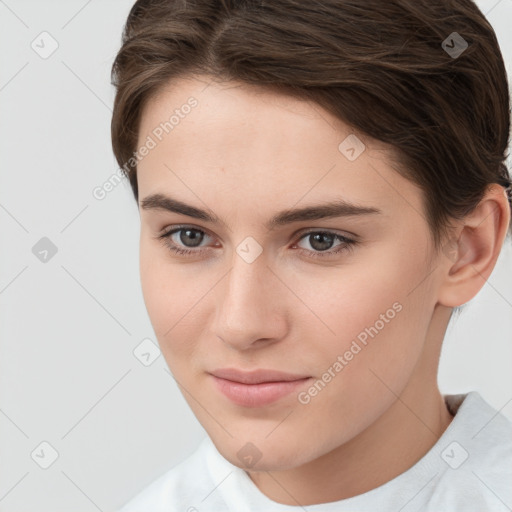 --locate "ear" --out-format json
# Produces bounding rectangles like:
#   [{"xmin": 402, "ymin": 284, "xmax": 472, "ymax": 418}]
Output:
[{"xmin": 437, "ymin": 184, "xmax": 511, "ymax": 308}]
